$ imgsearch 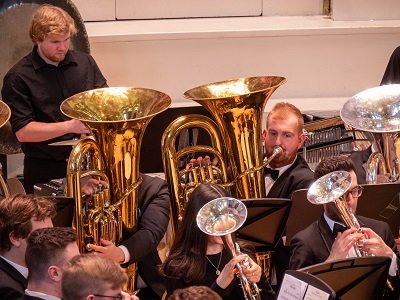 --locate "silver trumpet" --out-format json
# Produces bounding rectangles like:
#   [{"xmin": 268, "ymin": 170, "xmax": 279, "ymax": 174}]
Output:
[
  {"xmin": 307, "ymin": 171, "xmax": 394, "ymax": 291},
  {"xmin": 197, "ymin": 197, "xmax": 261, "ymax": 300},
  {"xmin": 307, "ymin": 171, "xmax": 367, "ymax": 256}
]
